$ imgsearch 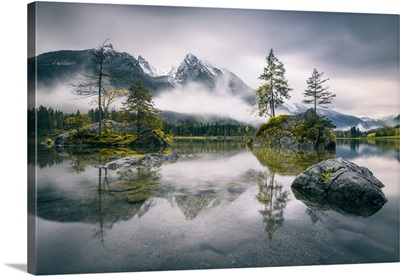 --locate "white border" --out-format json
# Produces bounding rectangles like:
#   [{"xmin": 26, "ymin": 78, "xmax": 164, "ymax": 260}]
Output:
[{"xmin": 0, "ymin": 1, "xmax": 398, "ymax": 276}]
